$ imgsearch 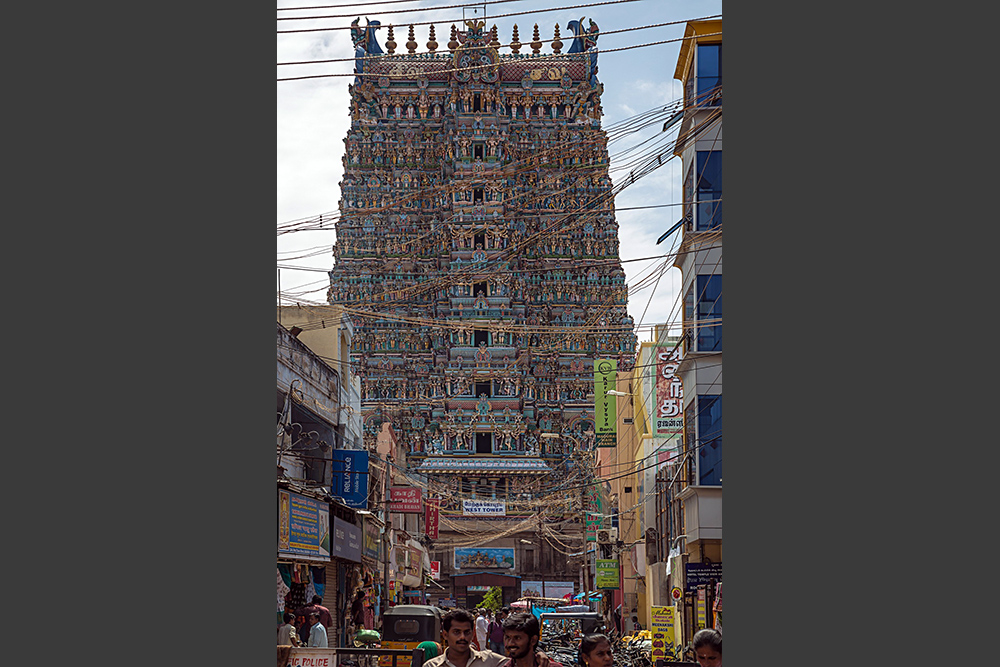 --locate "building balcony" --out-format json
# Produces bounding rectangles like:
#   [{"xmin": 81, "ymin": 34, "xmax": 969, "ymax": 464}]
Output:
[{"xmin": 676, "ymin": 484, "xmax": 722, "ymax": 542}]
